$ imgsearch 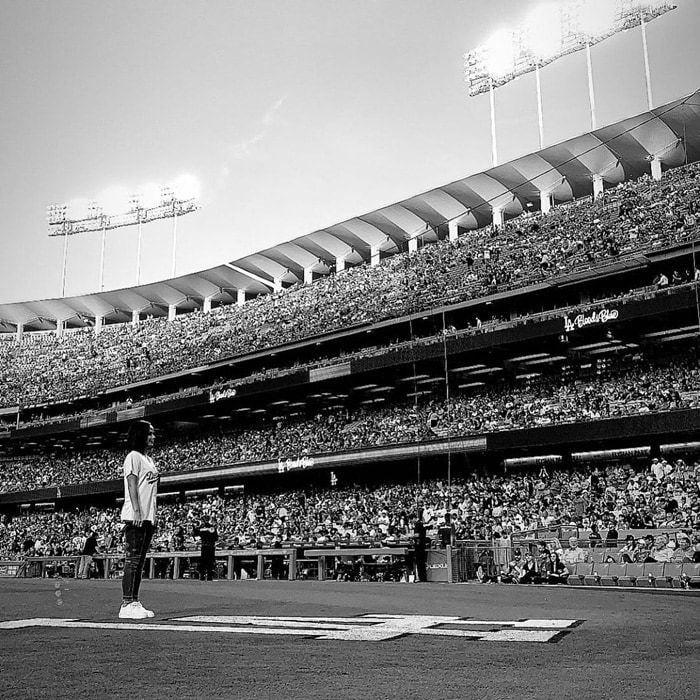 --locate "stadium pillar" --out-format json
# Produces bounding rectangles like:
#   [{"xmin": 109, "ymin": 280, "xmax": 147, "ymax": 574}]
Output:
[
  {"xmin": 592, "ymin": 174, "xmax": 604, "ymax": 200},
  {"xmin": 203, "ymin": 296, "xmax": 212, "ymax": 313},
  {"xmin": 273, "ymin": 277, "xmax": 283, "ymax": 293},
  {"xmin": 540, "ymin": 191, "xmax": 552, "ymax": 215},
  {"xmin": 370, "ymin": 245, "xmax": 380, "ymax": 267},
  {"xmin": 335, "ymin": 255, "xmax": 346, "ymax": 272},
  {"xmin": 408, "ymin": 237, "xmax": 418, "ymax": 254},
  {"xmin": 168, "ymin": 304, "xmax": 176, "ymax": 322},
  {"xmin": 237, "ymin": 289, "xmax": 245, "ymax": 306},
  {"xmin": 15, "ymin": 323, "xmax": 23, "ymax": 343},
  {"xmin": 448, "ymin": 220, "xmax": 458, "ymax": 243},
  {"xmin": 55, "ymin": 320, "xmax": 64, "ymax": 337},
  {"xmin": 131, "ymin": 310, "xmax": 139, "ymax": 326},
  {"xmin": 492, "ymin": 207, "xmax": 504, "ymax": 229},
  {"xmin": 303, "ymin": 267, "xmax": 313, "ymax": 285},
  {"xmin": 651, "ymin": 156, "xmax": 662, "ymax": 181},
  {"xmin": 95, "ymin": 316, "xmax": 103, "ymax": 334}
]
